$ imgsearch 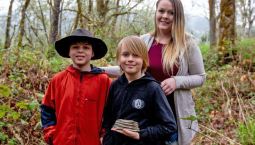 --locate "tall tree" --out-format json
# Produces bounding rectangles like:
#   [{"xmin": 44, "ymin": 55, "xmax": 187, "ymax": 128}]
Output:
[
  {"xmin": 73, "ymin": 0, "xmax": 80, "ymax": 30},
  {"xmin": 209, "ymin": 0, "xmax": 217, "ymax": 49},
  {"xmin": 38, "ymin": 0, "xmax": 49, "ymax": 44},
  {"xmin": 77, "ymin": 0, "xmax": 84, "ymax": 28},
  {"xmin": 17, "ymin": 0, "xmax": 31, "ymax": 47},
  {"xmin": 49, "ymin": 0, "xmax": 62, "ymax": 45},
  {"xmin": 238, "ymin": 0, "xmax": 248, "ymax": 39},
  {"xmin": 4, "ymin": 0, "xmax": 15, "ymax": 49},
  {"xmin": 218, "ymin": 0, "xmax": 236, "ymax": 53},
  {"xmin": 58, "ymin": 0, "xmax": 64, "ymax": 39},
  {"xmin": 247, "ymin": 0, "xmax": 255, "ymax": 37}
]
